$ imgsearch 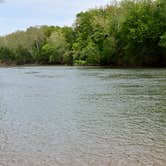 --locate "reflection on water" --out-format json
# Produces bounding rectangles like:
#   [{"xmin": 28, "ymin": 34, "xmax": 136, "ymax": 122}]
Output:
[{"xmin": 0, "ymin": 66, "xmax": 166, "ymax": 166}]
